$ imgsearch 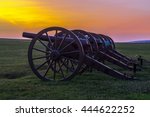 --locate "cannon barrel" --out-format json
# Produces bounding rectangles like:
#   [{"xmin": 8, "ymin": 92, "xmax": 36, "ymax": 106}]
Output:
[
  {"xmin": 23, "ymin": 32, "xmax": 90, "ymax": 46},
  {"xmin": 23, "ymin": 32, "xmax": 104, "ymax": 47}
]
